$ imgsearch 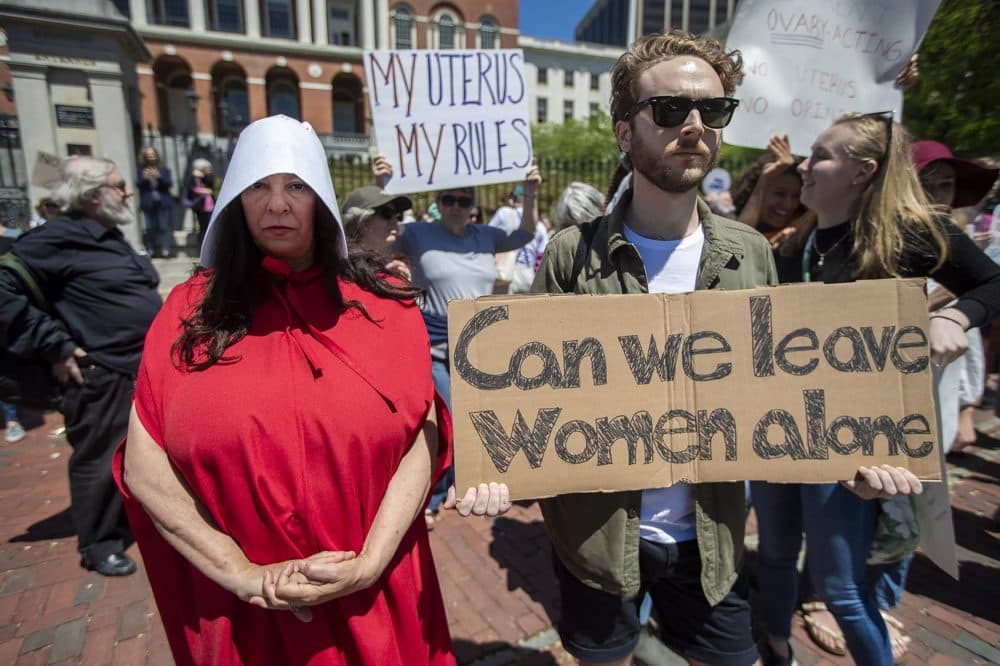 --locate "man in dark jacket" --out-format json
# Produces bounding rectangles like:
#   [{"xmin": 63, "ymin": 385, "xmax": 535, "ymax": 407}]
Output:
[
  {"xmin": 137, "ymin": 146, "xmax": 176, "ymax": 257},
  {"xmin": 0, "ymin": 156, "xmax": 162, "ymax": 576}
]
